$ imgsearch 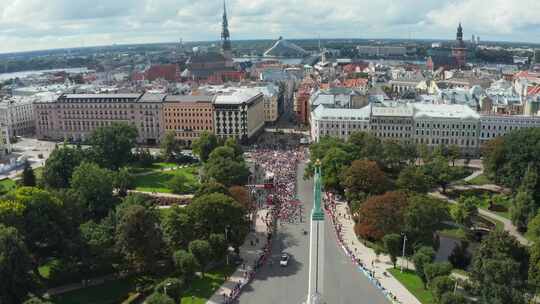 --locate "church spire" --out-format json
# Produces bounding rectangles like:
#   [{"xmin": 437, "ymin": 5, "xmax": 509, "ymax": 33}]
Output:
[{"xmin": 221, "ymin": 0, "xmax": 231, "ymax": 52}]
